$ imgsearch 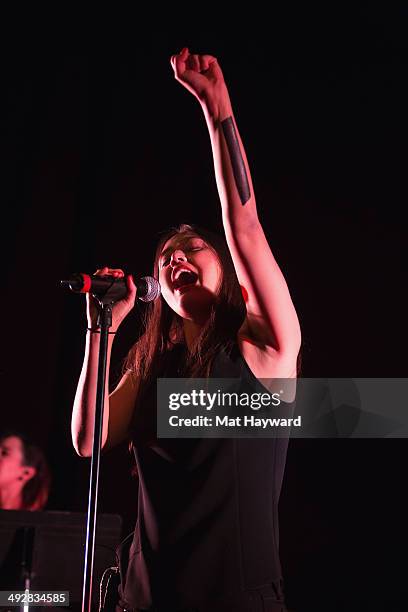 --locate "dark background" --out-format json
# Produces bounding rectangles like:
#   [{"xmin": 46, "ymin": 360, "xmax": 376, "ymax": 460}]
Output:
[{"xmin": 1, "ymin": 6, "xmax": 407, "ymax": 611}]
